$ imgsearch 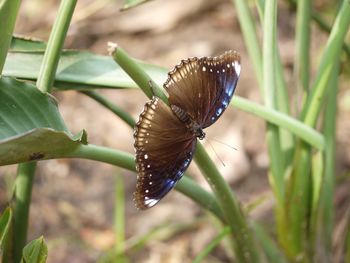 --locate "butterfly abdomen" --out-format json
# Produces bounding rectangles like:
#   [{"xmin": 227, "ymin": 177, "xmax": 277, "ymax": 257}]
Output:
[{"xmin": 171, "ymin": 105, "xmax": 191, "ymax": 125}]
